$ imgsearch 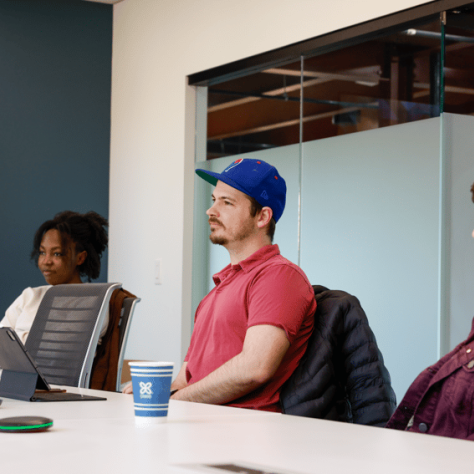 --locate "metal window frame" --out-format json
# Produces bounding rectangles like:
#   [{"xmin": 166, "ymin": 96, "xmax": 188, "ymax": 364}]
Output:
[{"xmin": 188, "ymin": 0, "xmax": 474, "ymax": 87}]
